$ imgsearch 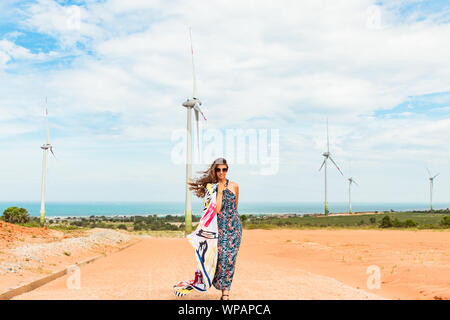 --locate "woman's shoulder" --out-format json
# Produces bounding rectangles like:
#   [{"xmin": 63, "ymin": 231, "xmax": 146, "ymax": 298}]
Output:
[{"xmin": 228, "ymin": 180, "xmax": 239, "ymax": 188}]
